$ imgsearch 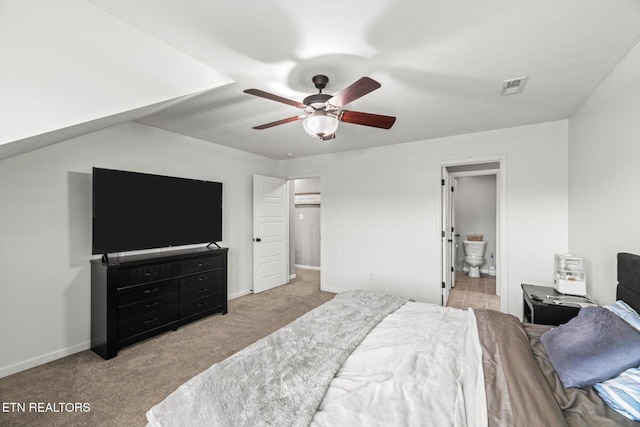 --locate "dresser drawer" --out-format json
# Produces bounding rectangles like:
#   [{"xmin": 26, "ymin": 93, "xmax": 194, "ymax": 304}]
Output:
[
  {"xmin": 118, "ymin": 279, "xmax": 179, "ymax": 307},
  {"xmin": 118, "ymin": 306, "xmax": 179, "ymax": 340},
  {"xmin": 179, "ymin": 293, "xmax": 223, "ymax": 319},
  {"xmin": 180, "ymin": 271, "xmax": 222, "ymax": 300},
  {"xmin": 180, "ymin": 281, "xmax": 222, "ymax": 303},
  {"xmin": 117, "ymin": 292, "xmax": 178, "ymax": 321},
  {"xmin": 181, "ymin": 256, "xmax": 222, "ymax": 275},
  {"xmin": 118, "ymin": 263, "xmax": 179, "ymax": 287}
]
